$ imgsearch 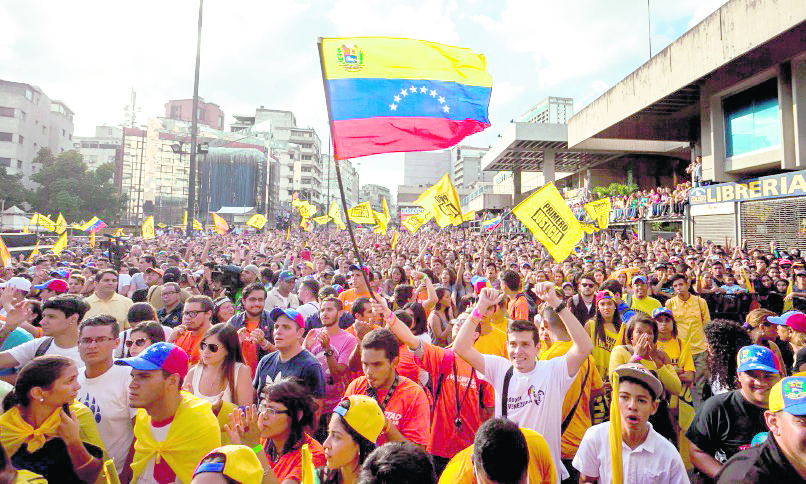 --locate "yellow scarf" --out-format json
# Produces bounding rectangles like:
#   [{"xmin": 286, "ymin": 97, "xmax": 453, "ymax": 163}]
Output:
[
  {"xmin": 130, "ymin": 392, "xmax": 221, "ymax": 483},
  {"xmin": 0, "ymin": 406, "xmax": 61, "ymax": 455},
  {"xmin": 608, "ymin": 374, "xmax": 623, "ymax": 484}
]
